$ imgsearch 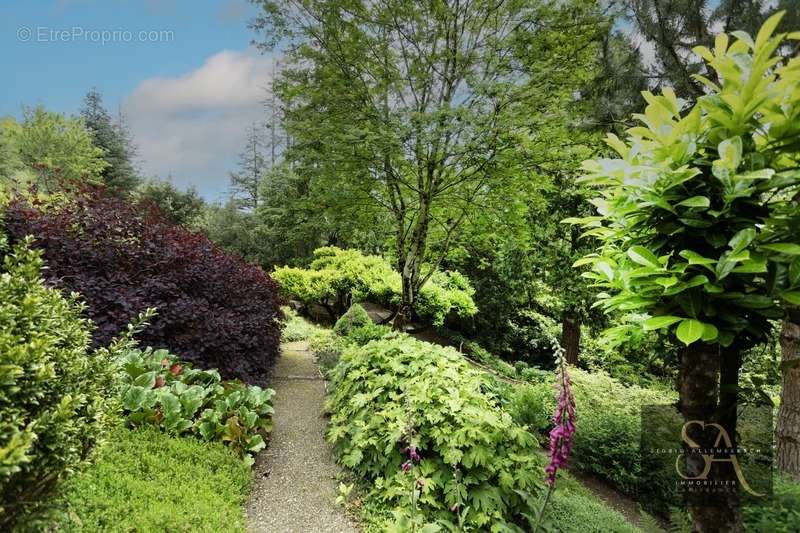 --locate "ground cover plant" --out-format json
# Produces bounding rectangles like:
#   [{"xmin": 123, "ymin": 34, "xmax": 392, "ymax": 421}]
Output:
[
  {"xmin": 0, "ymin": 235, "xmax": 118, "ymax": 529},
  {"xmin": 273, "ymin": 246, "xmax": 477, "ymax": 326},
  {"xmin": 117, "ymin": 346, "xmax": 275, "ymax": 462},
  {"xmin": 55, "ymin": 426, "xmax": 251, "ymax": 532},
  {"xmin": 4, "ymin": 187, "xmax": 283, "ymax": 383}
]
